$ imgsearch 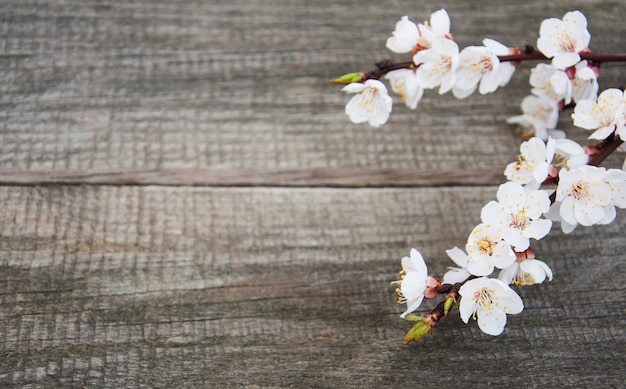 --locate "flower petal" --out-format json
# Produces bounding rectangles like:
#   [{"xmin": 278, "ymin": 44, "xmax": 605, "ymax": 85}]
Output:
[
  {"xmin": 443, "ymin": 268, "xmax": 471, "ymax": 284},
  {"xmin": 466, "ymin": 256, "xmax": 495, "ymax": 276},
  {"xmin": 519, "ymin": 260, "xmax": 546, "ymax": 284},
  {"xmin": 498, "ymin": 263, "xmax": 518, "ymax": 285},
  {"xmin": 523, "ymin": 218, "xmax": 552, "ymax": 240},
  {"xmin": 481, "ymin": 200, "xmax": 508, "ymax": 224},
  {"xmin": 477, "ymin": 307, "xmax": 507, "ymax": 335},
  {"xmin": 491, "ymin": 242, "xmax": 516, "ymax": 269},
  {"xmin": 430, "ymin": 9, "xmax": 450, "ymax": 36},
  {"xmin": 386, "ymin": 16, "xmax": 419, "ymax": 54},
  {"xmin": 459, "ymin": 296, "xmax": 476, "ymax": 324},
  {"xmin": 559, "ymin": 196, "xmax": 578, "ymax": 225},
  {"xmin": 409, "ymin": 248, "xmax": 427, "ymax": 274},
  {"xmin": 445, "ymin": 247, "xmax": 469, "ymax": 267}
]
